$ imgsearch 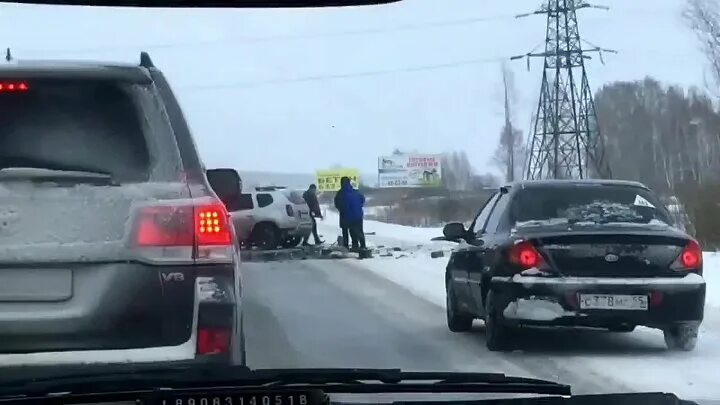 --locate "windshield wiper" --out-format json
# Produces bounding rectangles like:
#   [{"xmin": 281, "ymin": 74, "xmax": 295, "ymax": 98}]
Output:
[
  {"xmin": 253, "ymin": 368, "xmax": 570, "ymax": 395},
  {"xmin": 0, "ymin": 366, "xmax": 571, "ymax": 397}
]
